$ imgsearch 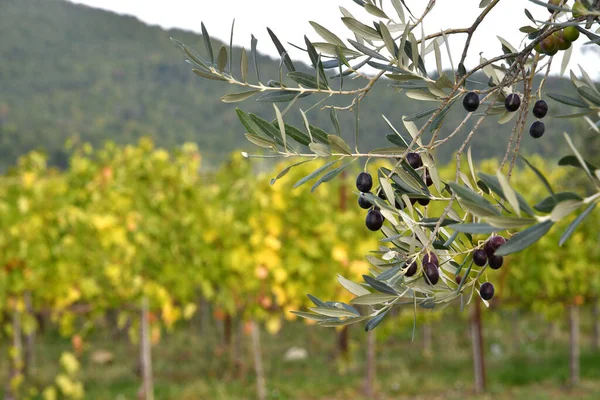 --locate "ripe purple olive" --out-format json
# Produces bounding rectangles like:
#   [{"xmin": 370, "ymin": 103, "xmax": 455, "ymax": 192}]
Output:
[
  {"xmin": 532, "ymin": 100, "xmax": 548, "ymax": 119},
  {"xmin": 418, "ymin": 198, "xmax": 430, "ymax": 206},
  {"xmin": 480, "ymin": 282, "xmax": 495, "ymax": 300},
  {"xmin": 425, "ymin": 170, "xmax": 433, "ymax": 187},
  {"xmin": 505, "ymin": 94, "xmax": 521, "ymax": 112},
  {"xmin": 530, "ymin": 121, "xmax": 545, "ymax": 138},
  {"xmin": 406, "ymin": 152, "xmax": 423, "ymax": 169},
  {"xmin": 405, "ymin": 261, "xmax": 418, "ymax": 277},
  {"xmin": 484, "ymin": 236, "xmax": 506, "ymax": 257},
  {"xmin": 463, "ymin": 91, "xmax": 480, "ymax": 112},
  {"xmin": 378, "ymin": 189, "xmax": 387, "ymax": 200},
  {"xmin": 473, "ymin": 249, "xmax": 488, "ymax": 267},
  {"xmin": 455, "ymin": 275, "xmax": 463, "ymax": 285},
  {"xmin": 423, "ymin": 252, "xmax": 439, "ymax": 267},
  {"xmin": 488, "ymin": 255, "xmax": 504, "ymax": 270},
  {"xmin": 365, "ymin": 209, "xmax": 384, "ymax": 231},
  {"xmin": 356, "ymin": 172, "xmax": 373, "ymax": 193},
  {"xmin": 358, "ymin": 194, "xmax": 372, "ymax": 209},
  {"xmin": 423, "ymin": 262, "xmax": 439, "ymax": 285}
]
